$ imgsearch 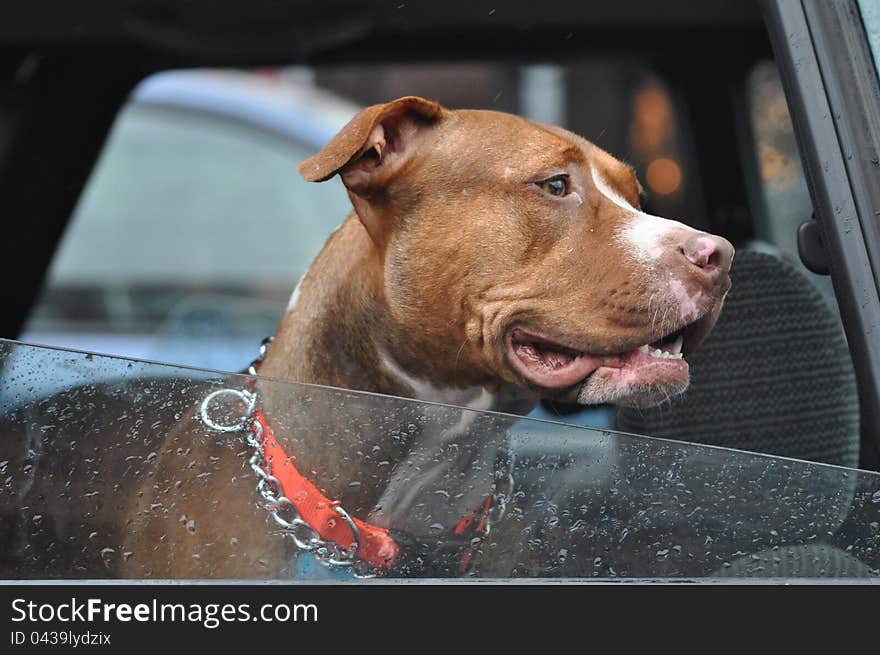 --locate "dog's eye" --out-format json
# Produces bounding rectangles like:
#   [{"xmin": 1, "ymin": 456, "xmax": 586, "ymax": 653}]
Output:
[{"xmin": 539, "ymin": 175, "xmax": 570, "ymax": 197}]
